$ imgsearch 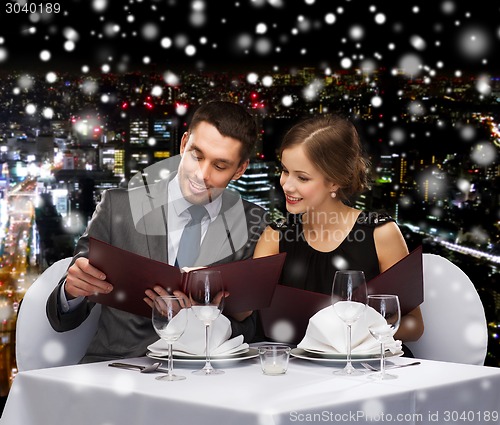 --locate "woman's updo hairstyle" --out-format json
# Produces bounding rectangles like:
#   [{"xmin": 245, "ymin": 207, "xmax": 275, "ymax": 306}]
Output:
[{"xmin": 279, "ymin": 114, "xmax": 371, "ymax": 201}]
